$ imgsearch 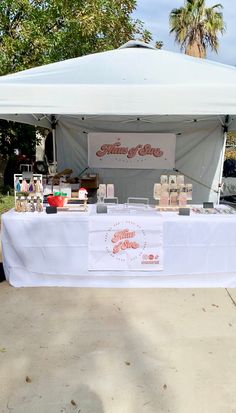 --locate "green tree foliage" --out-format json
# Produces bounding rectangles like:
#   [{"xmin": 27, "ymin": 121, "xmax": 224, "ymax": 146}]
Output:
[
  {"xmin": 0, "ymin": 120, "xmax": 40, "ymax": 157},
  {"xmin": 0, "ymin": 0, "xmax": 158, "ymax": 160},
  {"xmin": 169, "ymin": 0, "xmax": 225, "ymax": 58},
  {"xmin": 0, "ymin": 0, "xmax": 153, "ymax": 76},
  {"xmin": 227, "ymin": 132, "xmax": 236, "ymax": 148},
  {"xmin": 225, "ymin": 132, "xmax": 236, "ymax": 160}
]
